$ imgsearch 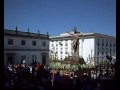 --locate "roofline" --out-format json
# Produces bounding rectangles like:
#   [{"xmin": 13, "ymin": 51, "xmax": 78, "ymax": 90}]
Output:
[
  {"xmin": 4, "ymin": 29, "xmax": 47, "ymax": 36},
  {"xmin": 50, "ymin": 33, "xmax": 115, "ymax": 40},
  {"xmin": 4, "ymin": 29, "xmax": 49, "ymax": 39}
]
